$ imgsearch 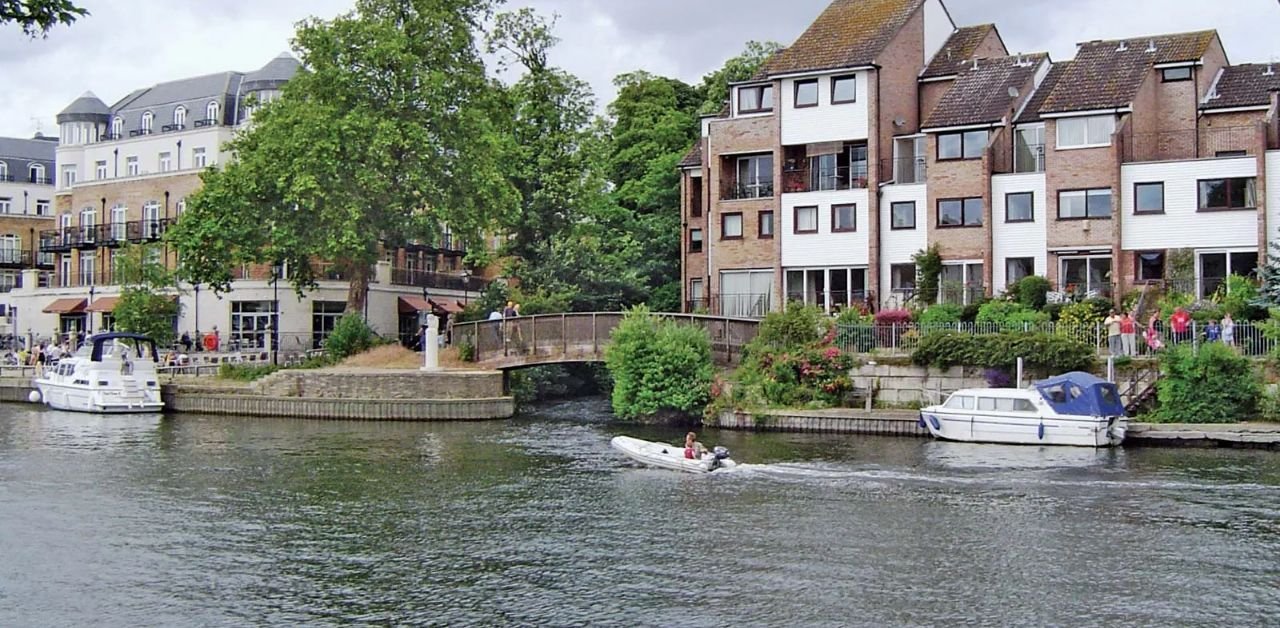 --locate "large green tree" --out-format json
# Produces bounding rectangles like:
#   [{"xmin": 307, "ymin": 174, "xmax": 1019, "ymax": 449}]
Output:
[
  {"xmin": 1, "ymin": 0, "xmax": 86, "ymax": 35},
  {"xmin": 696, "ymin": 41, "xmax": 784, "ymax": 114},
  {"xmin": 169, "ymin": 0, "xmax": 517, "ymax": 315},
  {"xmin": 111, "ymin": 244, "xmax": 181, "ymax": 346}
]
